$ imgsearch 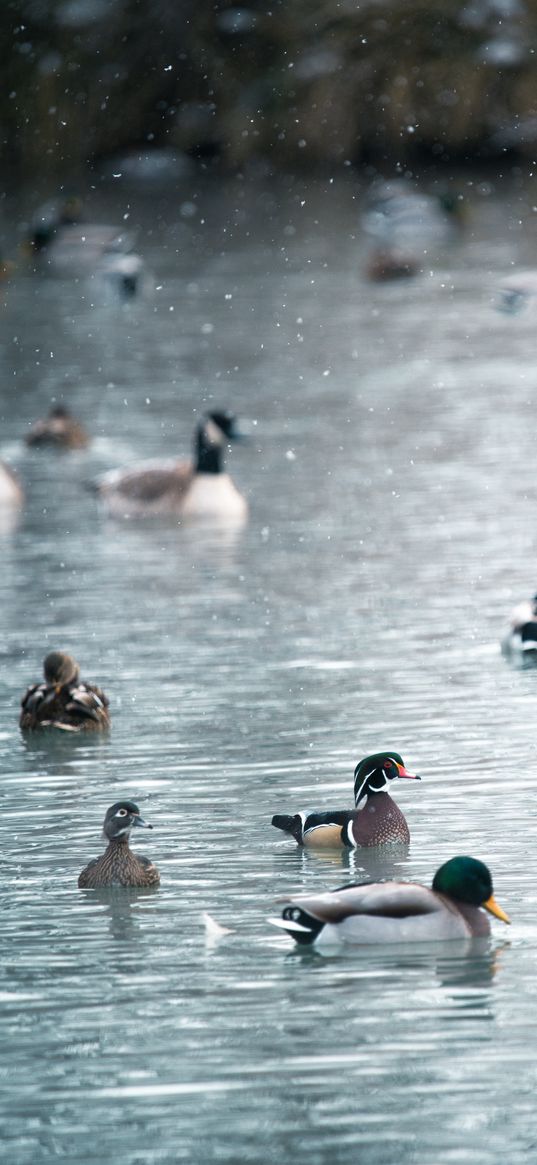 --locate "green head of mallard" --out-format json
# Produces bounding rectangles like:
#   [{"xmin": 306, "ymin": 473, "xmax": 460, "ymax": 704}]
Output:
[{"xmin": 432, "ymin": 856, "xmax": 510, "ymax": 923}]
